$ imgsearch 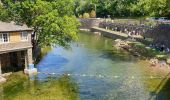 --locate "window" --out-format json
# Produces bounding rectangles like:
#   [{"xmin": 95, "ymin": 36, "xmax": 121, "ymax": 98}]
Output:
[
  {"xmin": 21, "ymin": 32, "xmax": 28, "ymax": 41},
  {"xmin": 0, "ymin": 33, "xmax": 9, "ymax": 43}
]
